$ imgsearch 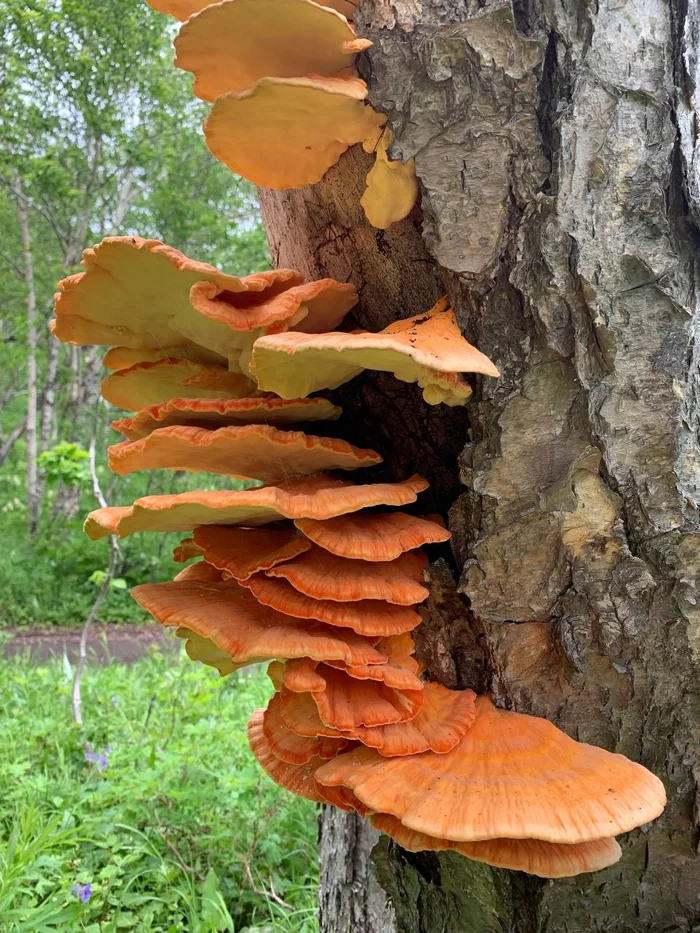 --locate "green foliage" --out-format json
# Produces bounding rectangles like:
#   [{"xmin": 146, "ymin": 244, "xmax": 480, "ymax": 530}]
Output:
[
  {"xmin": 36, "ymin": 444, "xmax": 90, "ymax": 487},
  {"xmin": 0, "ymin": 0, "xmax": 272, "ymax": 627},
  {"xmin": 0, "ymin": 653, "xmax": 319, "ymax": 932}
]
